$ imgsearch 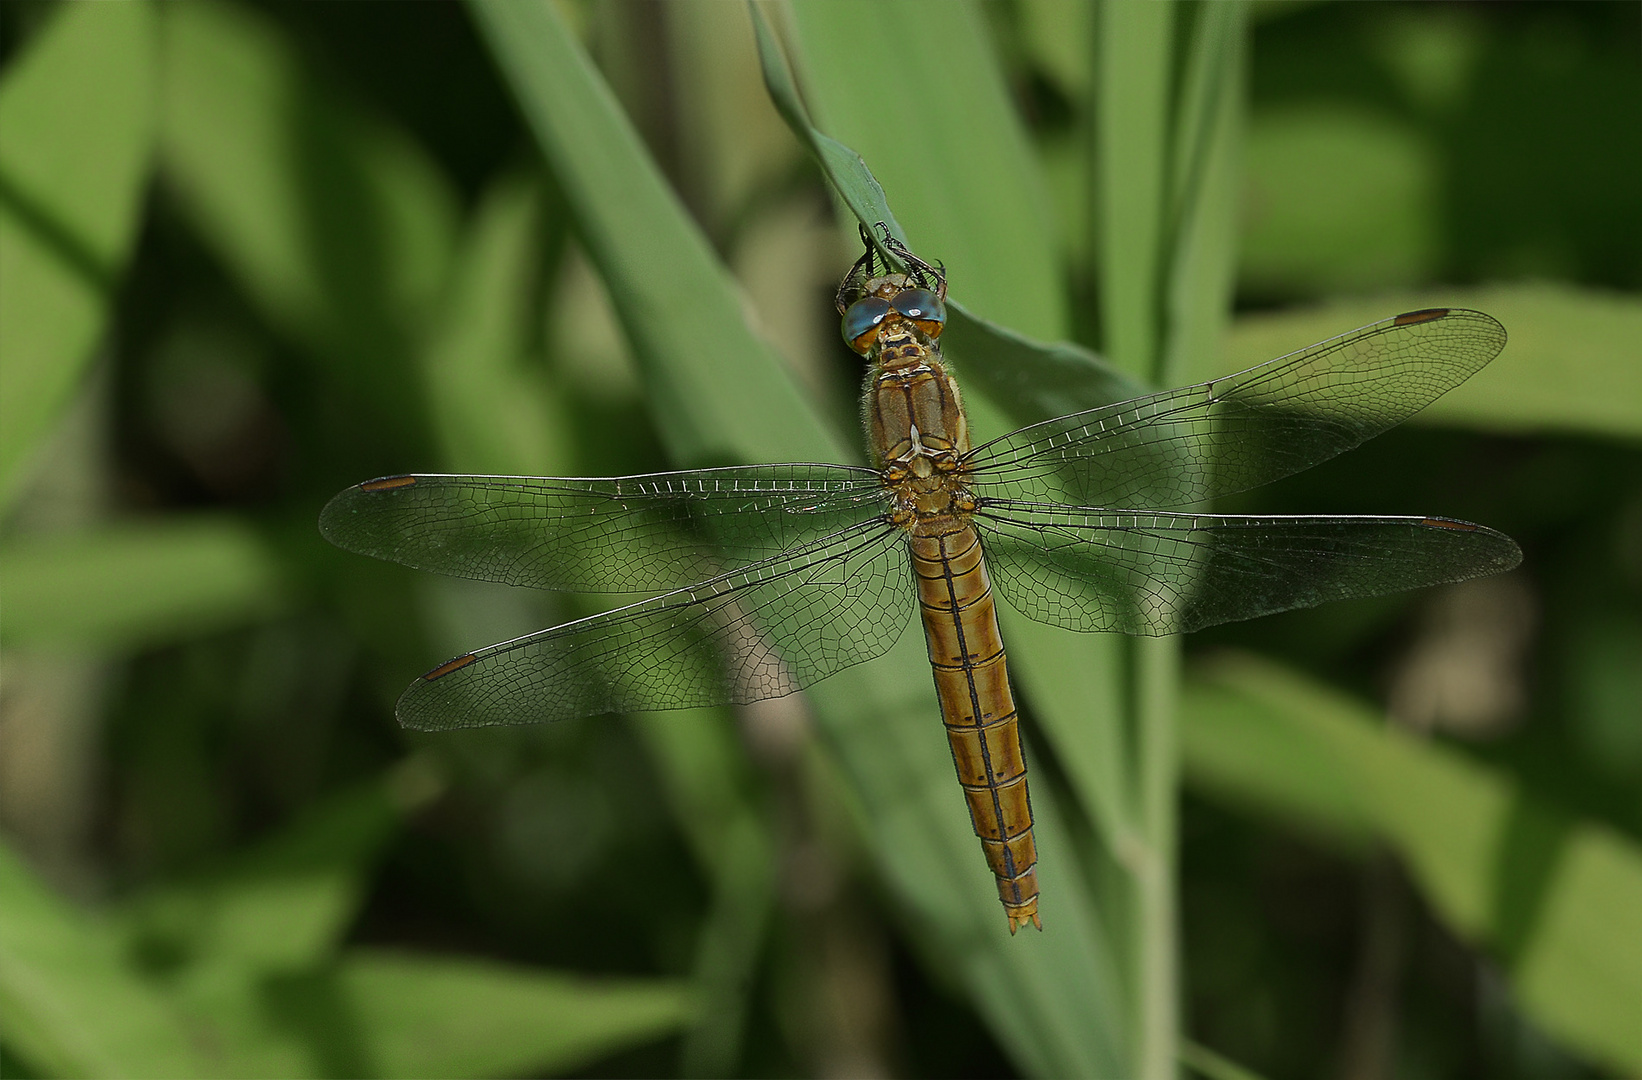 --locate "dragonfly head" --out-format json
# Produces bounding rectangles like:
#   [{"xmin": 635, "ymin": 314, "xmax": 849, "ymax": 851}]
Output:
[
  {"xmin": 840, "ymin": 274, "xmax": 948, "ymax": 355},
  {"xmin": 837, "ymin": 224, "xmax": 949, "ymax": 354}
]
